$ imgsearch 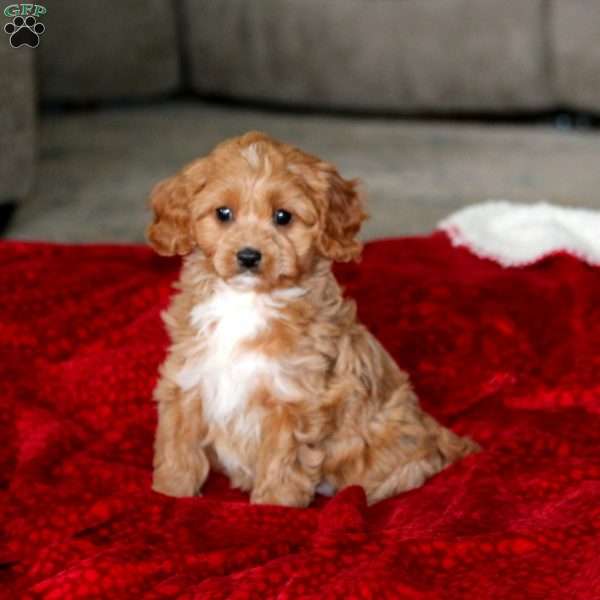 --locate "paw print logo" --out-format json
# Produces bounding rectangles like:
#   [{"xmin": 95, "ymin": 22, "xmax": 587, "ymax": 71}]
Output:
[{"xmin": 4, "ymin": 15, "xmax": 45, "ymax": 48}]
